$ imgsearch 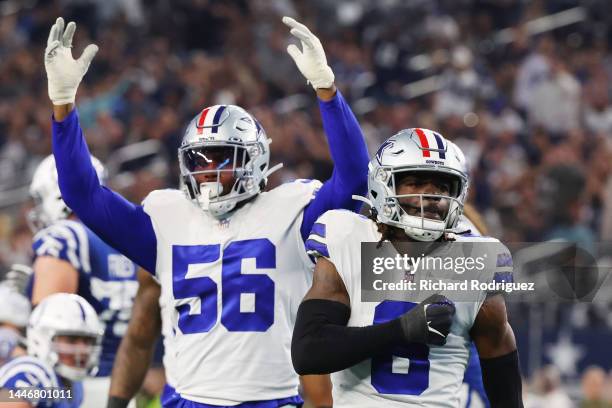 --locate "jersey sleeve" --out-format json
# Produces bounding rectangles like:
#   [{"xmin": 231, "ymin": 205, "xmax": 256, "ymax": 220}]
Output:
[
  {"xmin": 305, "ymin": 211, "xmax": 336, "ymax": 261},
  {"xmin": 473, "ymin": 239, "xmax": 514, "ymax": 310},
  {"xmin": 52, "ymin": 109, "xmax": 157, "ymax": 273},
  {"xmin": 306, "ymin": 210, "xmax": 363, "ymax": 295},
  {"xmin": 301, "ymin": 90, "xmax": 369, "ymax": 240},
  {"xmin": 488, "ymin": 242, "xmax": 514, "ymax": 291},
  {"xmin": 32, "ymin": 221, "xmax": 90, "ymax": 274}
]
